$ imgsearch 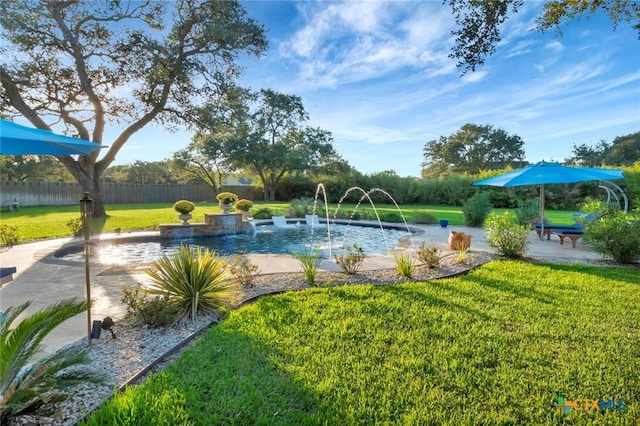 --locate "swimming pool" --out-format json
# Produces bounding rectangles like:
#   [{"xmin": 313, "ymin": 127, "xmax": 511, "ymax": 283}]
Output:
[{"xmin": 56, "ymin": 223, "xmax": 414, "ymax": 265}]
